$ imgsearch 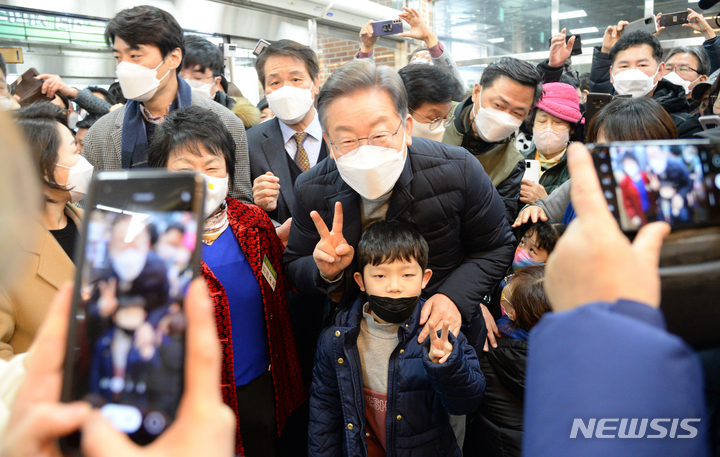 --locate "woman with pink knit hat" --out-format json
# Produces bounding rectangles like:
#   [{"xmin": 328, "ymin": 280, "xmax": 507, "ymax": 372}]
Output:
[{"xmin": 520, "ymin": 82, "xmax": 582, "ymax": 205}]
